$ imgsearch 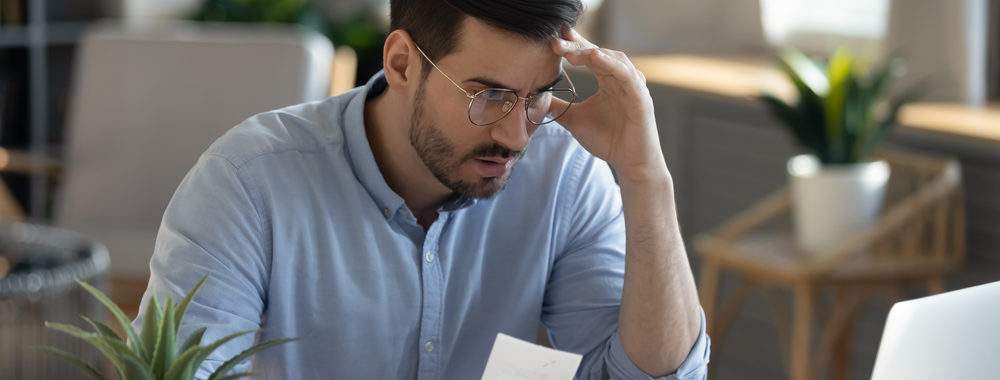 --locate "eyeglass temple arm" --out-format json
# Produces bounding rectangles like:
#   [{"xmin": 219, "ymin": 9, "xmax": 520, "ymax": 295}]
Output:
[
  {"xmin": 414, "ymin": 45, "xmax": 476, "ymax": 99},
  {"xmin": 560, "ymin": 64, "xmax": 578, "ymax": 95}
]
